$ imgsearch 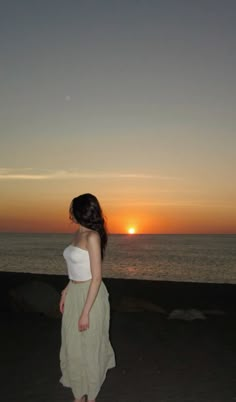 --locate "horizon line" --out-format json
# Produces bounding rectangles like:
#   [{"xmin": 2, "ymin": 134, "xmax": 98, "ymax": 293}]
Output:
[{"xmin": 0, "ymin": 231, "xmax": 235, "ymax": 236}]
